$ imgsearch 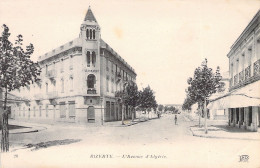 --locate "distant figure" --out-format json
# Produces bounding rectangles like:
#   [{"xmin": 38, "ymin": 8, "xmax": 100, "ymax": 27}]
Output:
[{"xmin": 174, "ymin": 115, "xmax": 177, "ymax": 125}]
